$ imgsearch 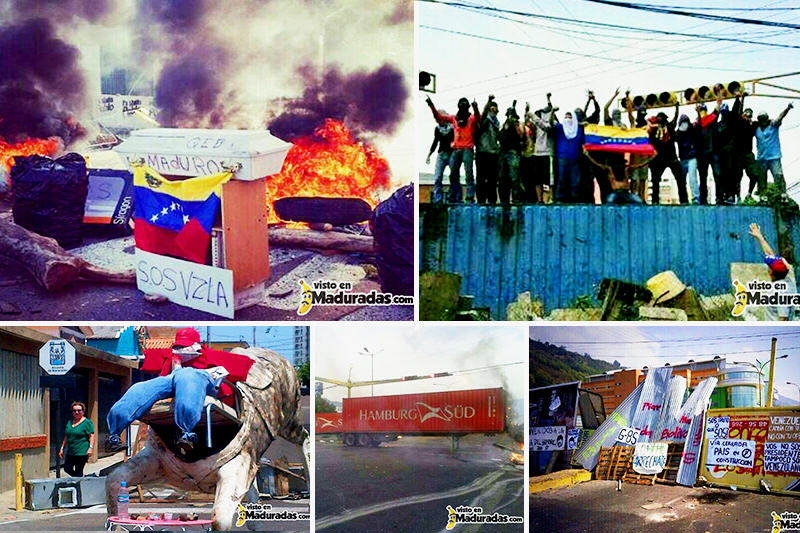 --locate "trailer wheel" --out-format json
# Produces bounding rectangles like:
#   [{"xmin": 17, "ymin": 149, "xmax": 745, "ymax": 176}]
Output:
[
  {"xmin": 358, "ymin": 434, "xmax": 371, "ymax": 447},
  {"xmin": 344, "ymin": 434, "xmax": 356, "ymax": 447}
]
